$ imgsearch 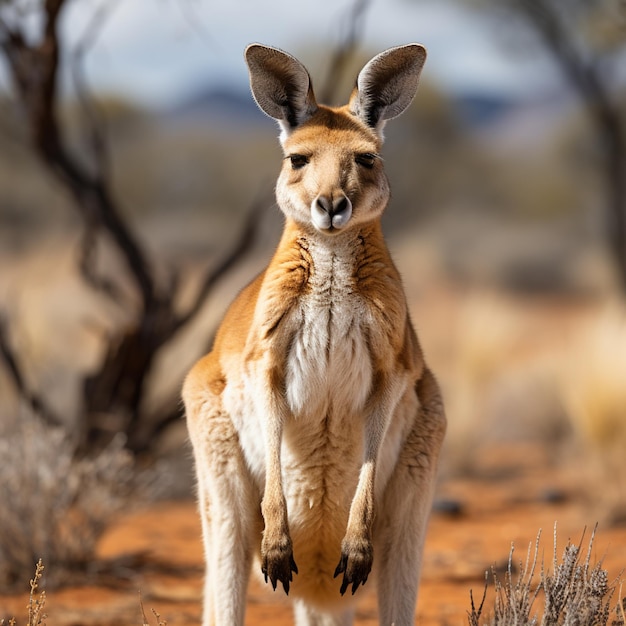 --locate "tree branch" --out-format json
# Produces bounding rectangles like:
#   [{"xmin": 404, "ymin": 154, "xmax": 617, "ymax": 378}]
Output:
[
  {"xmin": 516, "ymin": 0, "xmax": 626, "ymax": 290},
  {"xmin": 319, "ymin": 0, "xmax": 372, "ymax": 105},
  {"xmin": 173, "ymin": 188, "xmax": 272, "ymax": 332},
  {"xmin": 78, "ymin": 216, "xmax": 127, "ymax": 303},
  {"xmin": 0, "ymin": 314, "xmax": 63, "ymax": 427},
  {"xmin": 0, "ymin": 0, "xmax": 272, "ymax": 455},
  {"xmin": 68, "ymin": 0, "xmax": 132, "ymax": 303},
  {"xmin": 71, "ymin": 0, "xmax": 121, "ymax": 183},
  {"xmin": 2, "ymin": 0, "xmax": 157, "ymax": 314}
]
